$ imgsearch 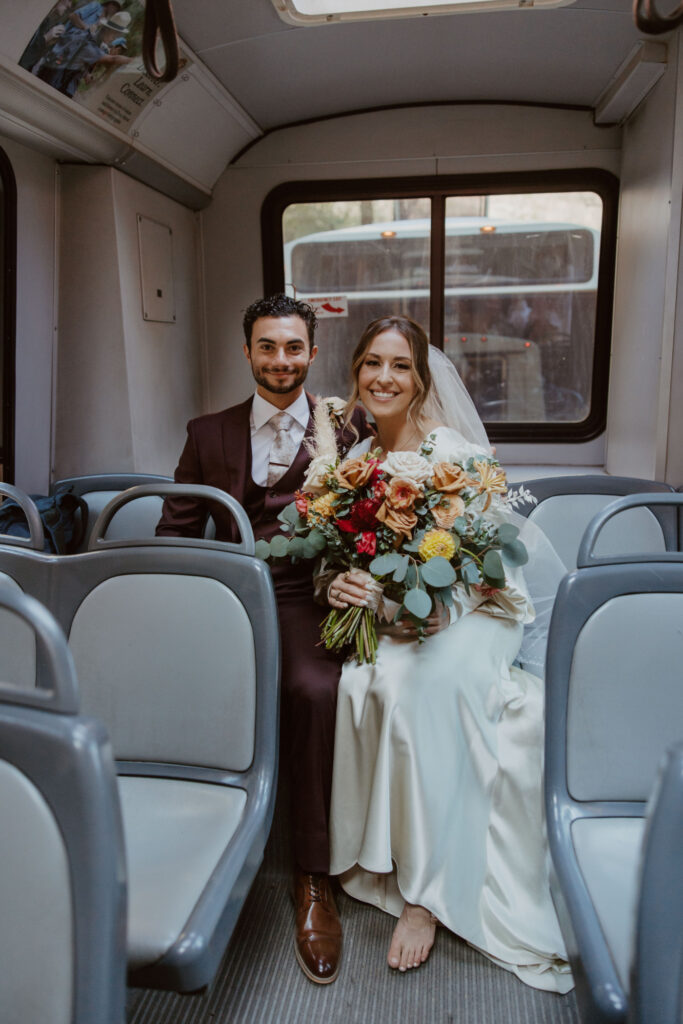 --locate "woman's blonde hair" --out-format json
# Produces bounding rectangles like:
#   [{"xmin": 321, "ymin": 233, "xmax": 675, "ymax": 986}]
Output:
[{"xmin": 344, "ymin": 315, "xmax": 433, "ymax": 430}]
